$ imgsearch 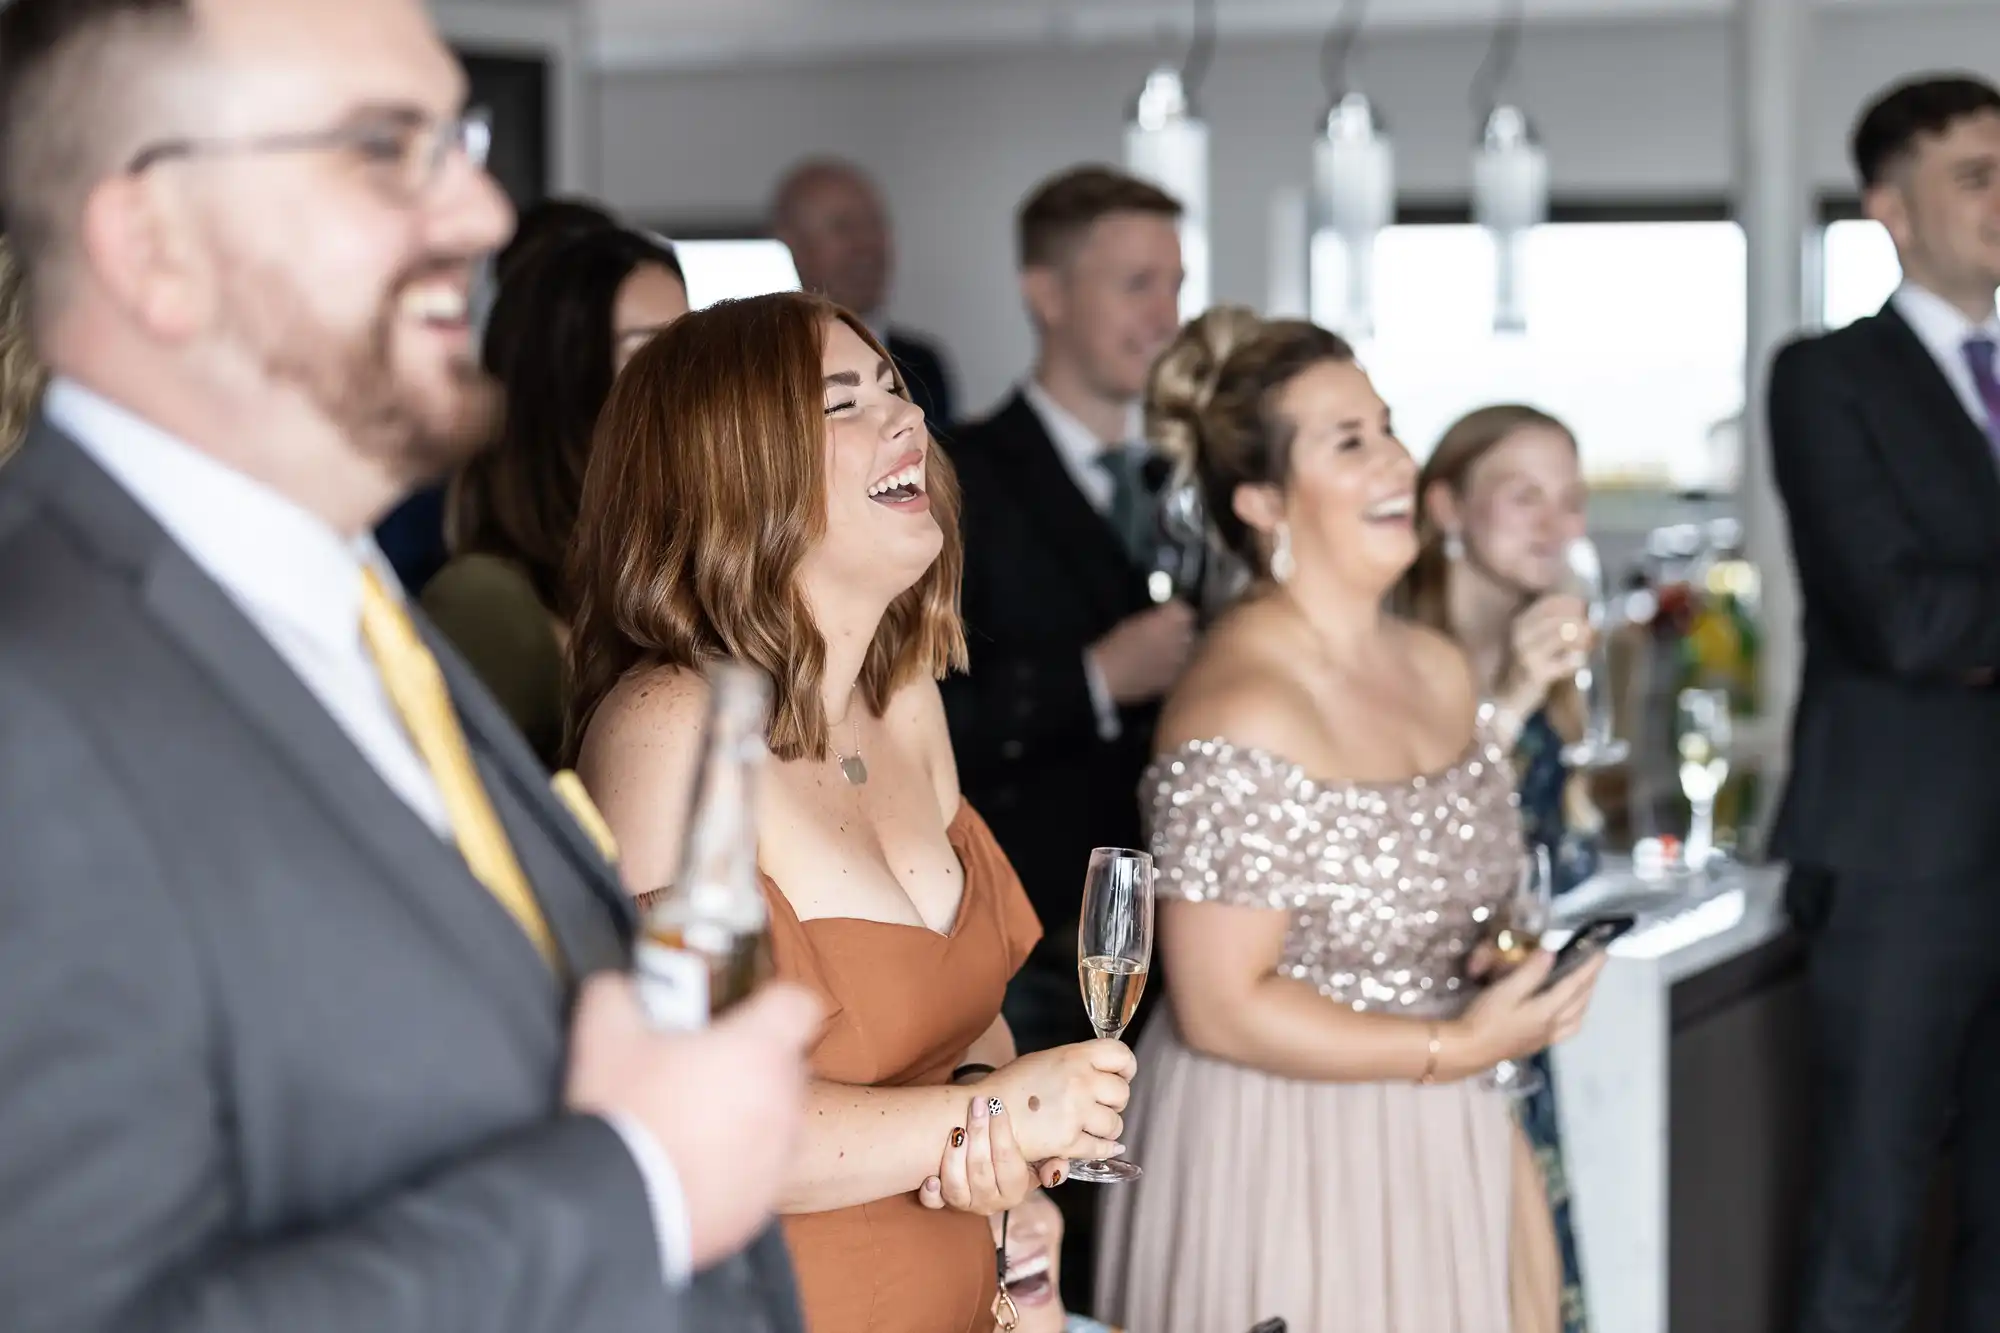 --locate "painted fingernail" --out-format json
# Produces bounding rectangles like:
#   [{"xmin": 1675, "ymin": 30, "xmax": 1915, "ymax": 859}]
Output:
[
  {"xmin": 987, "ymin": 1097, "xmax": 1005, "ymax": 1117},
  {"xmin": 951, "ymin": 1127, "xmax": 966, "ymax": 1148},
  {"xmin": 1051, "ymin": 1167, "xmax": 1067, "ymax": 1186}
]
